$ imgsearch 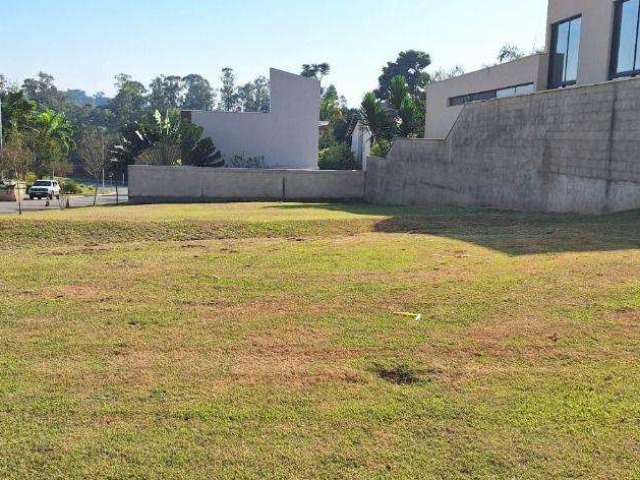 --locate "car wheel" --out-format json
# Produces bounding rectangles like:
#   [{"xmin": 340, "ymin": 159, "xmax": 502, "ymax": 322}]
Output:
[
  {"xmin": 56, "ymin": 195, "xmax": 60, "ymax": 200},
  {"xmin": 29, "ymin": 195, "xmax": 34, "ymax": 200},
  {"xmin": 48, "ymin": 193, "xmax": 53, "ymax": 200}
]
